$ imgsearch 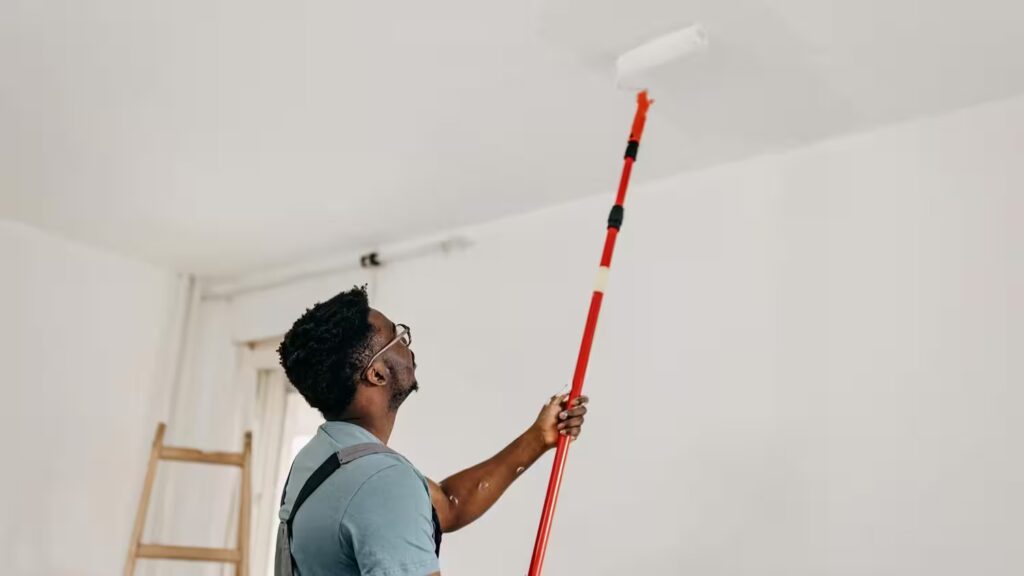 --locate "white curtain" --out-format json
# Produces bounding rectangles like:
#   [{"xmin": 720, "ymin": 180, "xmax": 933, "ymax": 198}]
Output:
[{"xmin": 248, "ymin": 369, "xmax": 289, "ymax": 576}]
